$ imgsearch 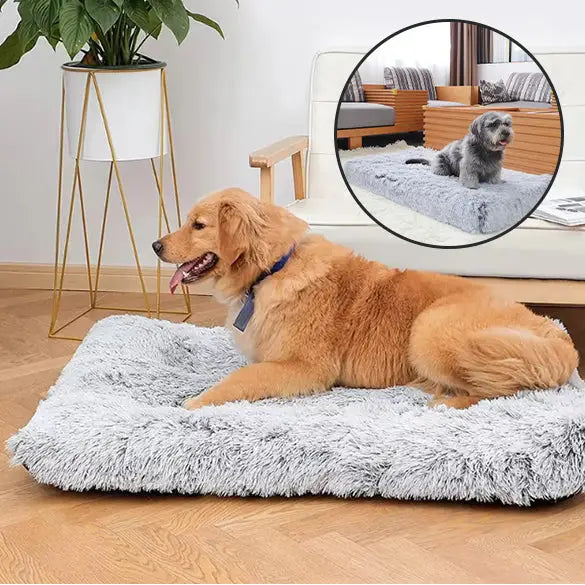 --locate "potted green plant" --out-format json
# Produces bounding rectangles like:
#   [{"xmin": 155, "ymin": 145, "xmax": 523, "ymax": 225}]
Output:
[{"xmin": 0, "ymin": 0, "xmax": 233, "ymax": 160}]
